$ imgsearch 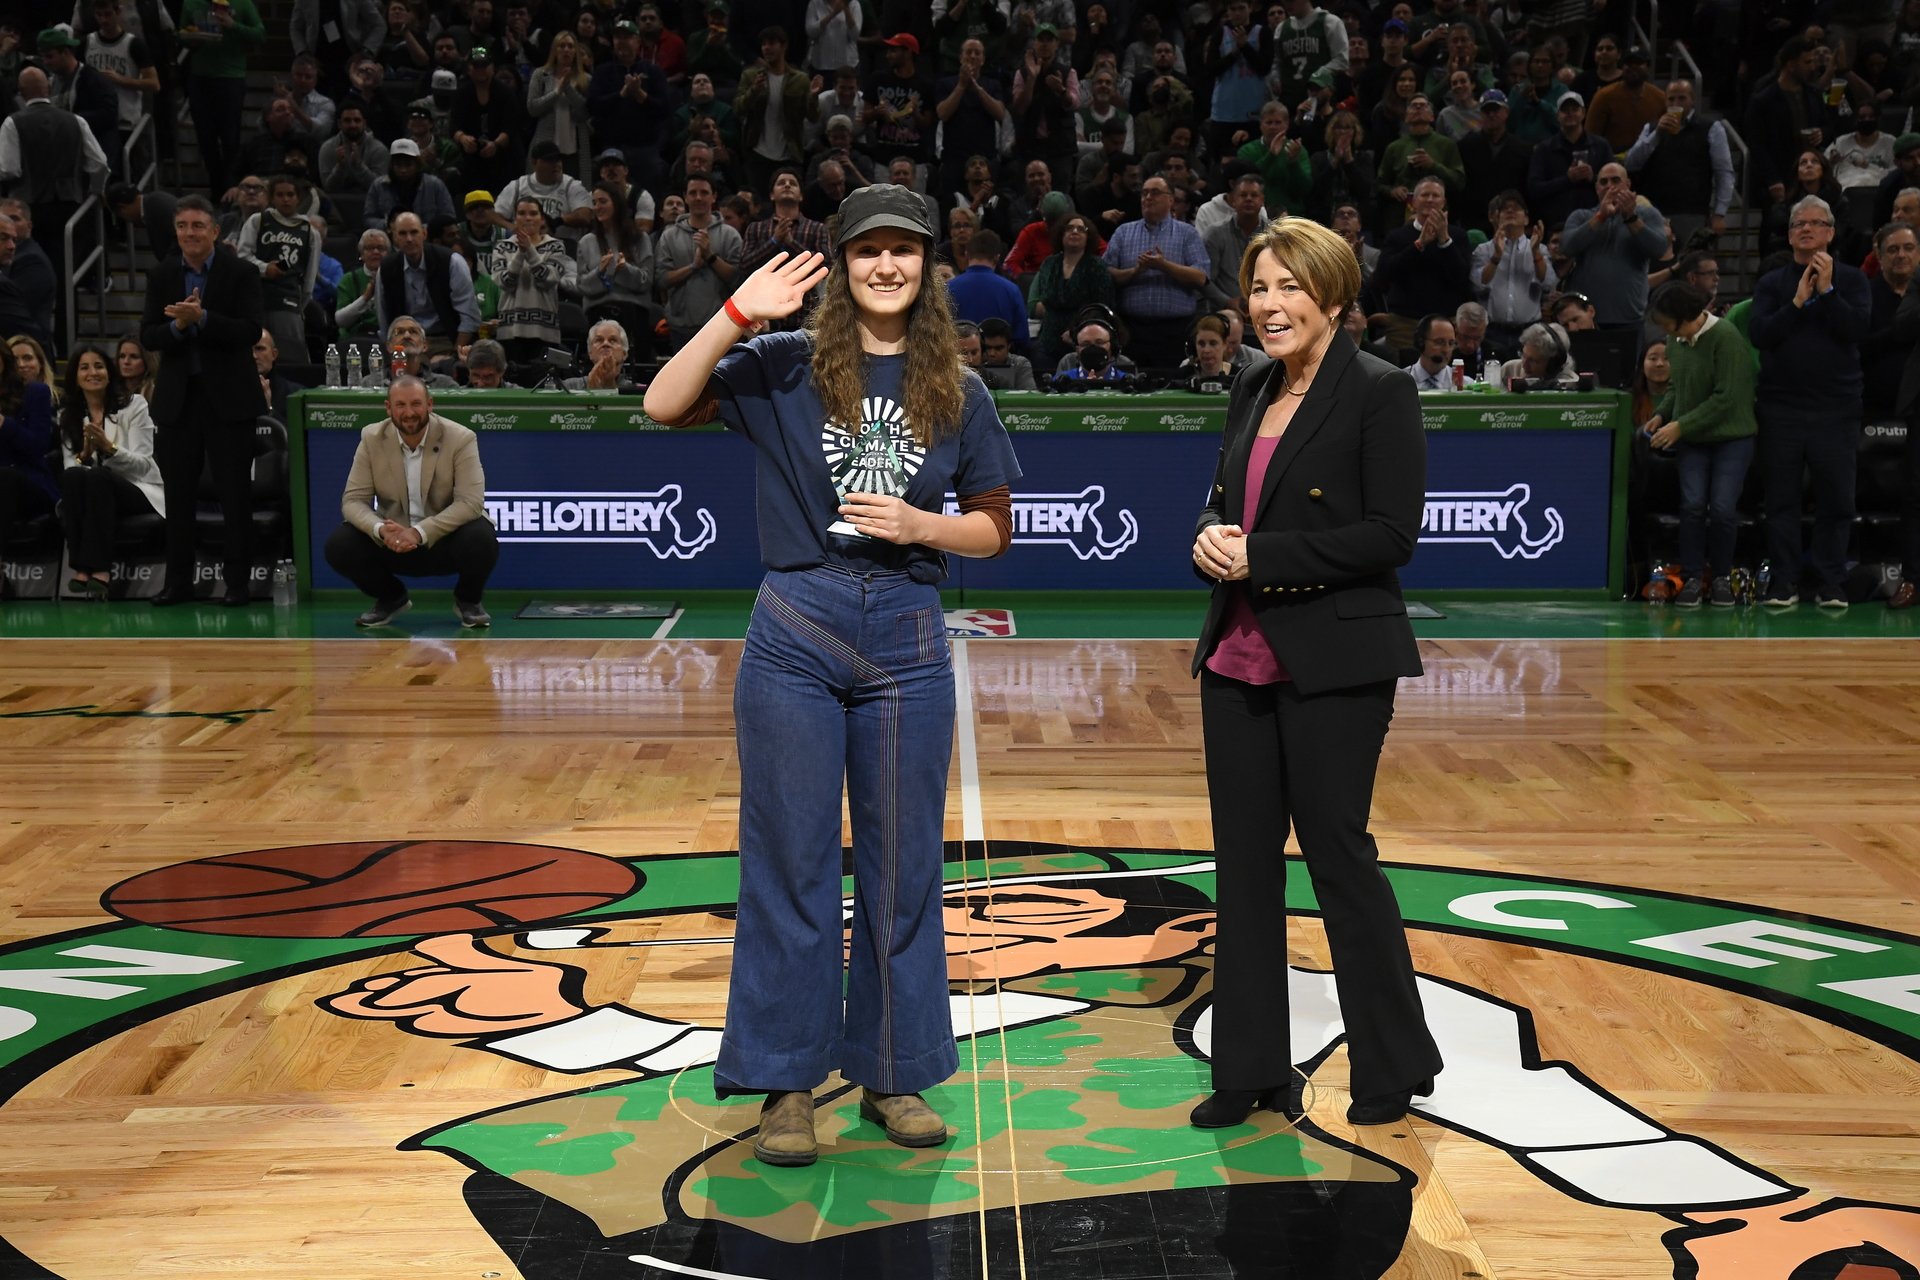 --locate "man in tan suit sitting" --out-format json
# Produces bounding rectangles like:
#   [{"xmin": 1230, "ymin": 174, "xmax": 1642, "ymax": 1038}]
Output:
[{"xmin": 323, "ymin": 375, "xmax": 499, "ymax": 628}]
